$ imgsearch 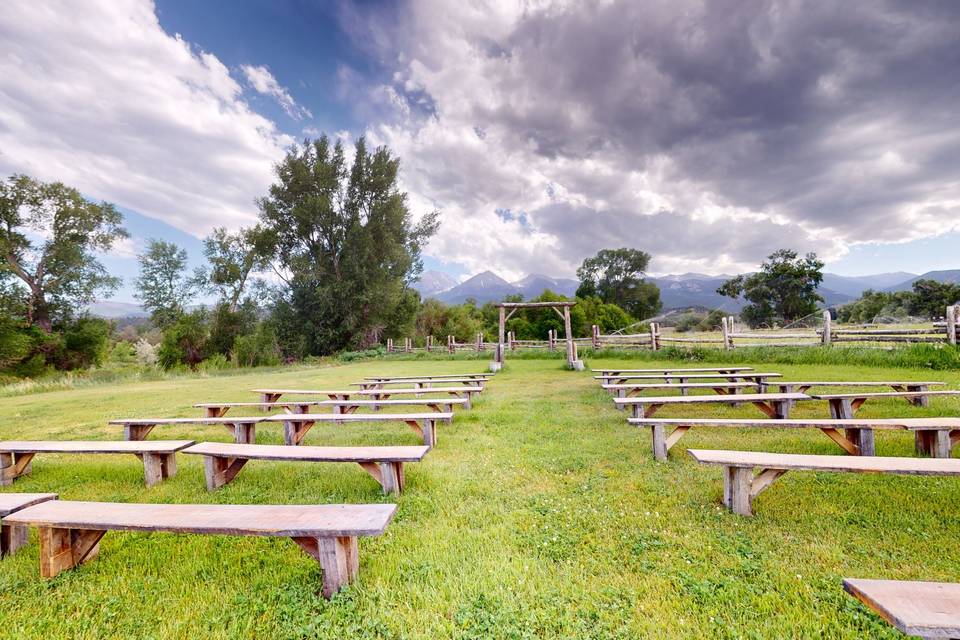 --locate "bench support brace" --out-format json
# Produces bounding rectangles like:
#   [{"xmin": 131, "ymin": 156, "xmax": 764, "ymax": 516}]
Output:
[
  {"xmin": 358, "ymin": 461, "xmax": 405, "ymax": 495},
  {"xmin": 404, "ymin": 419, "xmax": 436, "ymax": 447},
  {"xmin": 203, "ymin": 456, "xmax": 250, "ymax": 490},
  {"xmin": 292, "ymin": 535, "xmax": 359, "ymax": 598},
  {"xmin": 0, "ymin": 521, "xmax": 29, "ymax": 556},
  {"xmin": 0, "ymin": 452, "xmax": 36, "ymax": 485},
  {"xmin": 283, "ymin": 420, "xmax": 315, "ymax": 446},
  {"xmin": 649, "ymin": 424, "xmax": 690, "ymax": 461},
  {"xmin": 39, "ymin": 527, "xmax": 106, "ymax": 578},
  {"xmin": 723, "ymin": 466, "xmax": 788, "ymax": 516}
]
